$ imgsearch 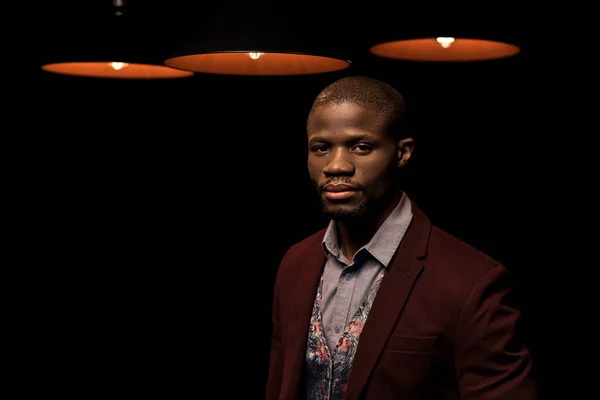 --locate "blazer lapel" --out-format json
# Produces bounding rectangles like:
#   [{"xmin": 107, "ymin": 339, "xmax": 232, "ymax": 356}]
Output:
[
  {"xmin": 280, "ymin": 233, "xmax": 327, "ymax": 400},
  {"xmin": 345, "ymin": 200, "xmax": 431, "ymax": 400}
]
